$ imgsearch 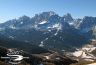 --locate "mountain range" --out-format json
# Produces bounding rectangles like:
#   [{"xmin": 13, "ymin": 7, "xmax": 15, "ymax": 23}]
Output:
[{"xmin": 0, "ymin": 11, "xmax": 96, "ymax": 52}]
